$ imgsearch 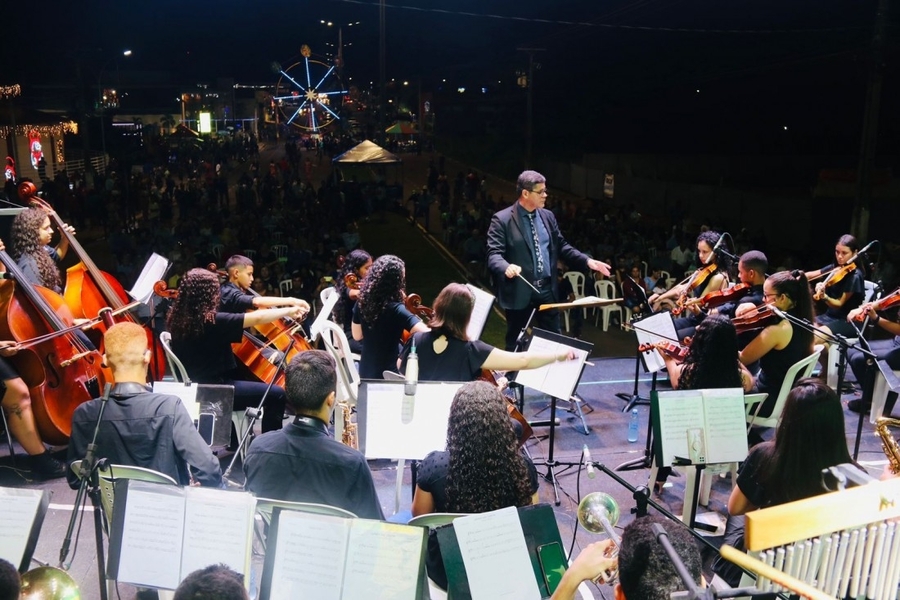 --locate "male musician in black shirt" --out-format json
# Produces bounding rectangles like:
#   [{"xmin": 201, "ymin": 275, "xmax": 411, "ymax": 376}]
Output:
[{"xmin": 219, "ymin": 254, "xmax": 310, "ymax": 314}]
